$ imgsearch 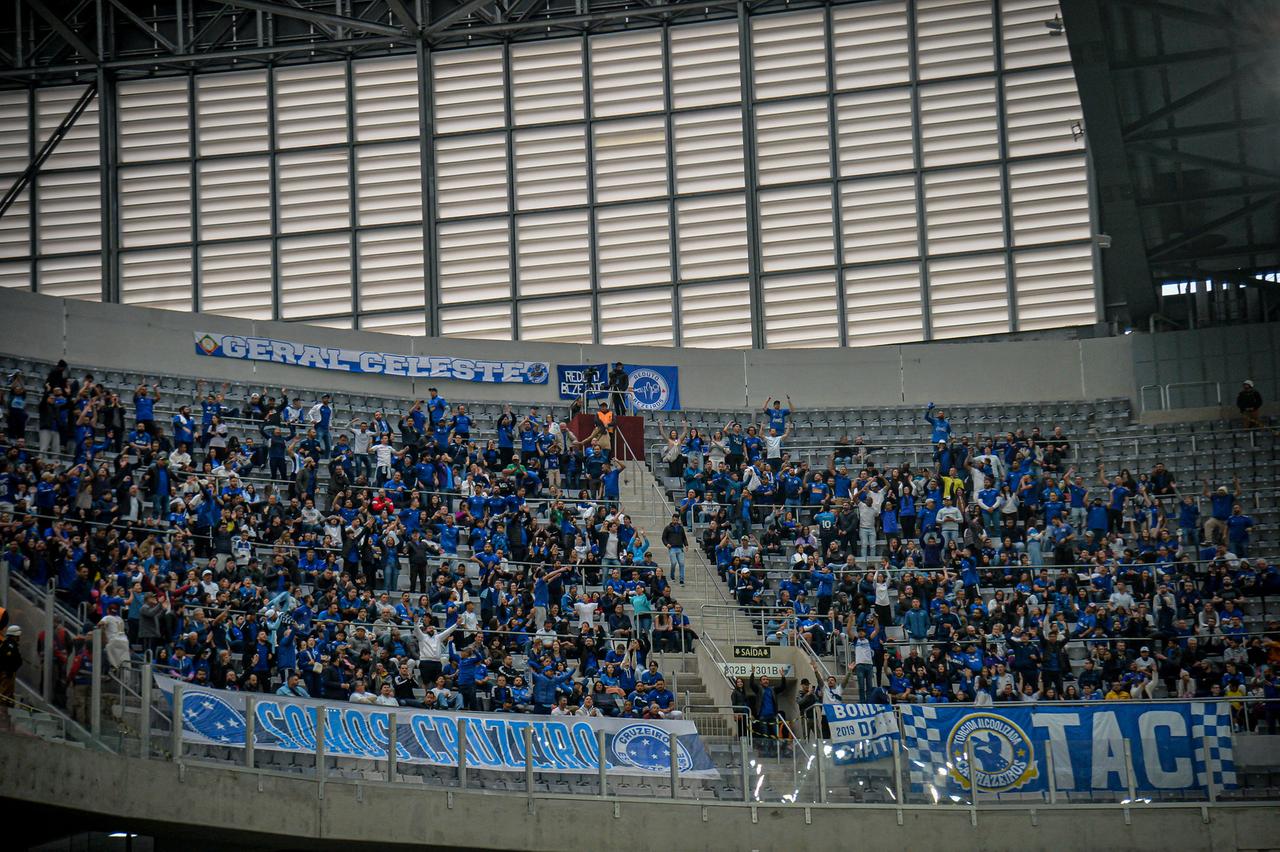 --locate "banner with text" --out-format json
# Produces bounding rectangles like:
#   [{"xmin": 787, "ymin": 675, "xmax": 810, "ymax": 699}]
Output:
[
  {"xmin": 194, "ymin": 331, "xmax": 549, "ymax": 385},
  {"xmin": 822, "ymin": 703, "xmax": 899, "ymax": 764},
  {"xmin": 900, "ymin": 702, "xmax": 1235, "ymax": 794},
  {"xmin": 556, "ymin": 364, "xmax": 680, "ymax": 411},
  {"xmin": 158, "ymin": 675, "xmax": 716, "ymax": 778}
]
